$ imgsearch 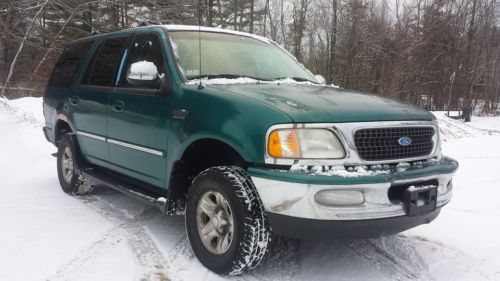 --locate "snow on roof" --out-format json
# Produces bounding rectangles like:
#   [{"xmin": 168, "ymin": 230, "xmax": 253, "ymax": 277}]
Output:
[{"xmin": 161, "ymin": 24, "xmax": 272, "ymax": 44}]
